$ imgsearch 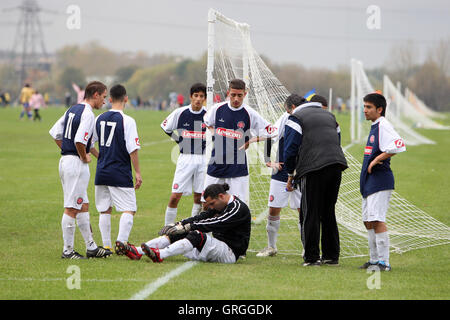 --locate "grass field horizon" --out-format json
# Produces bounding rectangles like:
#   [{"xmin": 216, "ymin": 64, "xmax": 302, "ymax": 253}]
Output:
[{"xmin": 0, "ymin": 105, "xmax": 449, "ymax": 300}]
